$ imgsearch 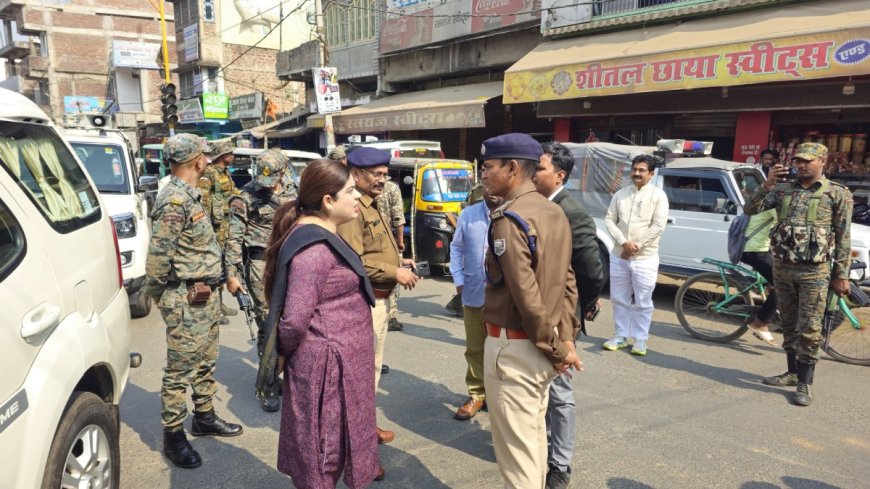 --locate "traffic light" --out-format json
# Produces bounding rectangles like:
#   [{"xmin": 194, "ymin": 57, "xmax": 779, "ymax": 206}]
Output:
[{"xmin": 160, "ymin": 83, "xmax": 178, "ymax": 125}]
